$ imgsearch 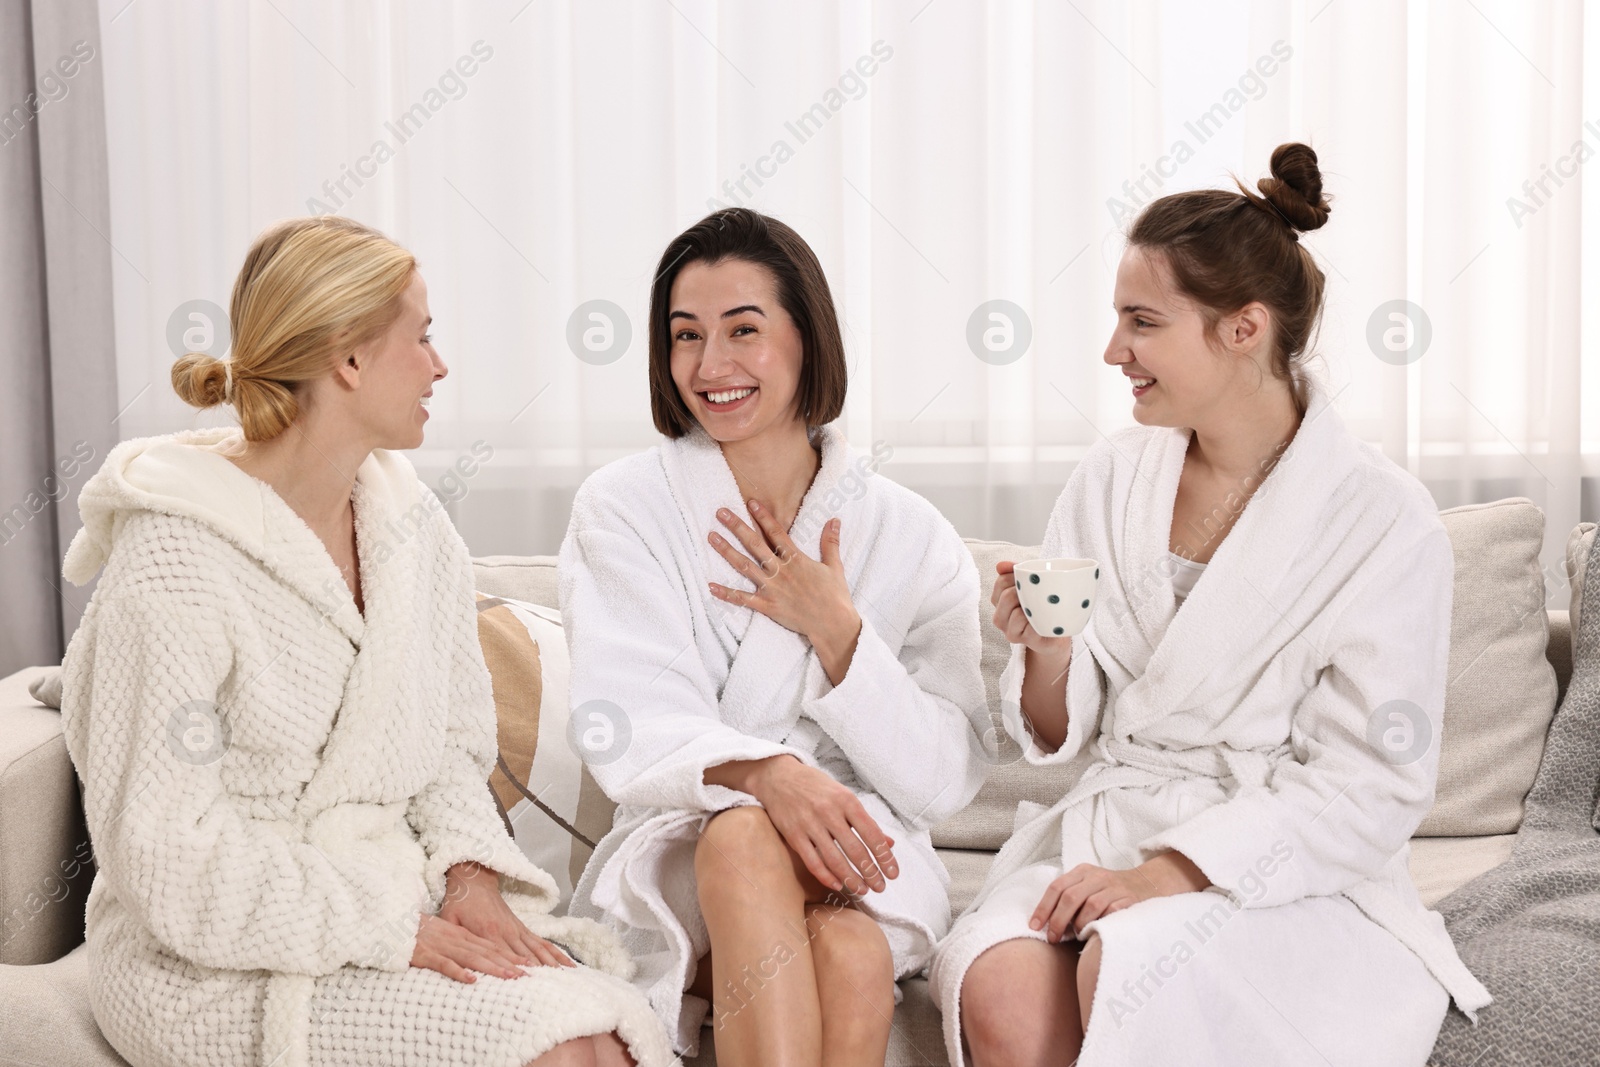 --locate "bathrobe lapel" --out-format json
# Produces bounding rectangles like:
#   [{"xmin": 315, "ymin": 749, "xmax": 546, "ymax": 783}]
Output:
[
  {"xmin": 71, "ymin": 427, "xmax": 371, "ymax": 649},
  {"xmin": 1100, "ymin": 381, "xmax": 1359, "ymax": 738},
  {"xmin": 271, "ymin": 451, "xmax": 431, "ymax": 815},
  {"xmin": 658, "ymin": 422, "xmax": 862, "ymax": 743}
]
